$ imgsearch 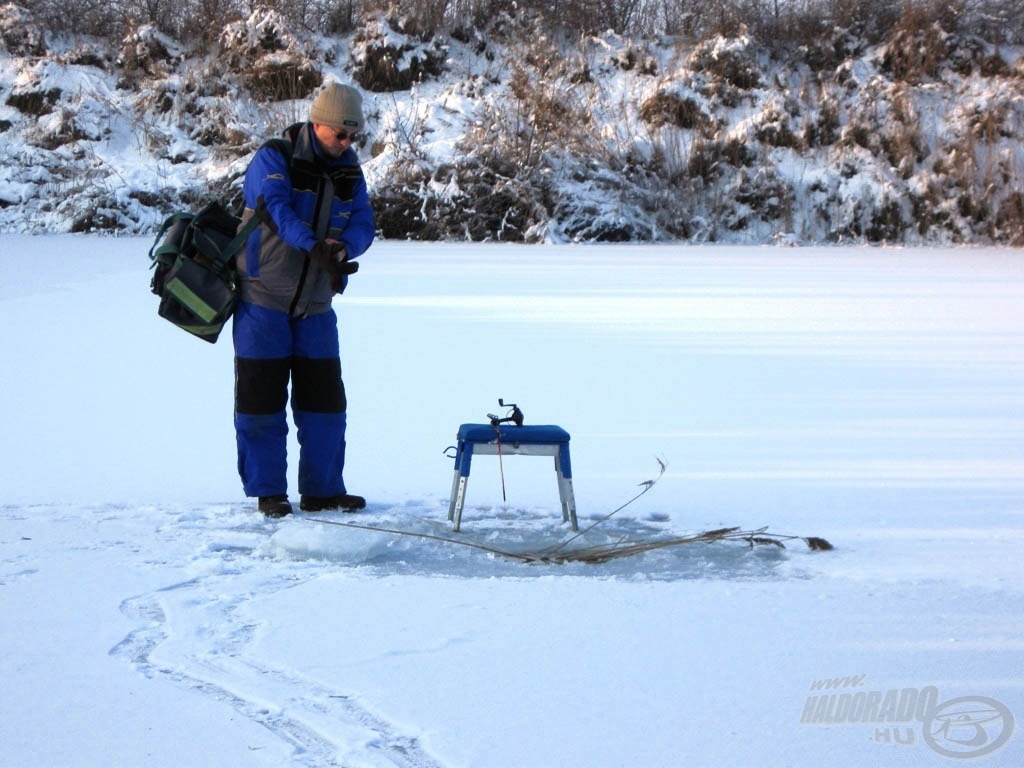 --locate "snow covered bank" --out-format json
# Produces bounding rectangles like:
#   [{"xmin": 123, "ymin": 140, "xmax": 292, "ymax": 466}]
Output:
[{"xmin": 2, "ymin": 9, "xmax": 1024, "ymax": 243}]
